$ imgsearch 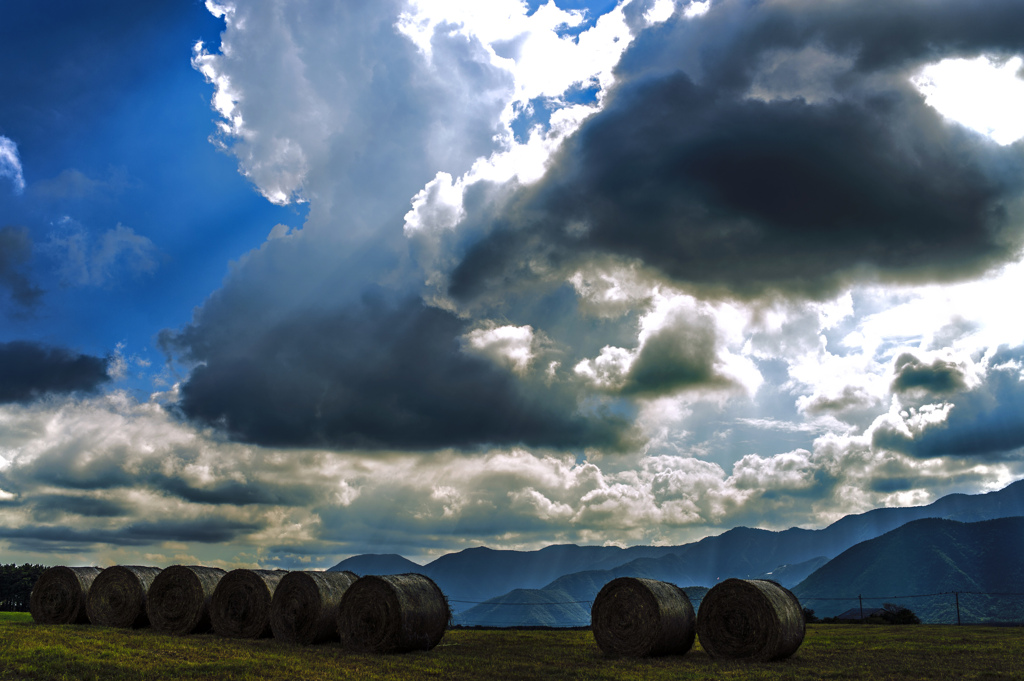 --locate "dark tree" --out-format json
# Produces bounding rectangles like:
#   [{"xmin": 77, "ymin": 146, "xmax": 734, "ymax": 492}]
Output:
[
  {"xmin": 802, "ymin": 607, "xmax": 820, "ymax": 623},
  {"xmin": 0, "ymin": 564, "xmax": 49, "ymax": 612},
  {"xmin": 881, "ymin": 603, "xmax": 921, "ymax": 625}
]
